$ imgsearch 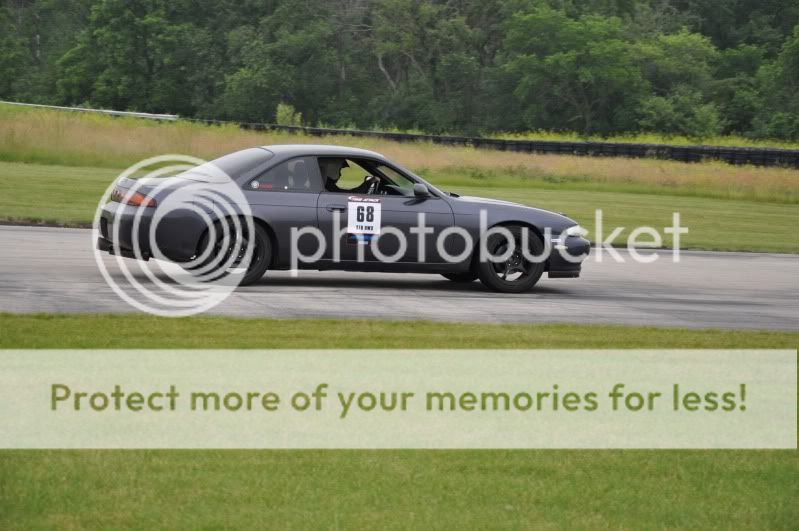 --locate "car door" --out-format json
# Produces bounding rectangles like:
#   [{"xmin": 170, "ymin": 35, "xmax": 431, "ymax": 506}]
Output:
[
  {"xmin": 316, "ymin": 157, "xmax": 455, "ymax": 265},
  {"xmin": 243, "ymin": 156, "xmax": 322, "ymax": 263}
]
